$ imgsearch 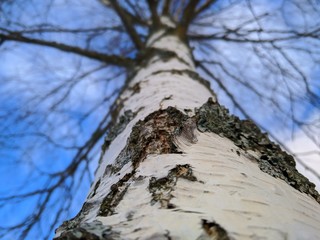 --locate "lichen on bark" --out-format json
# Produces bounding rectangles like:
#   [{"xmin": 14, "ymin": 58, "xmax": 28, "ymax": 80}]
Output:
[
  {"xmin": 196, "ymin": 97, "xmax": 320, "ymax": 203},
  {"xmin": 103, "ymin": 97, "xmax": 320, "ymax": 205}
]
